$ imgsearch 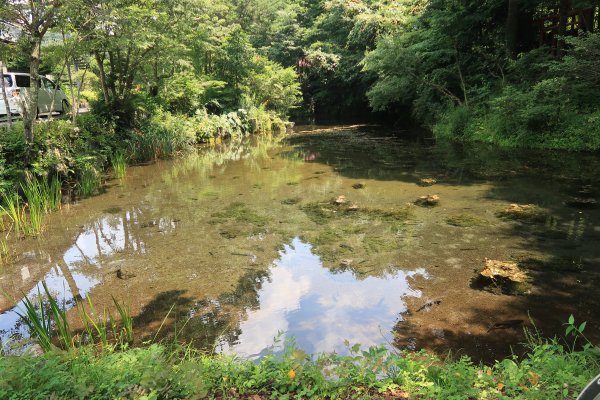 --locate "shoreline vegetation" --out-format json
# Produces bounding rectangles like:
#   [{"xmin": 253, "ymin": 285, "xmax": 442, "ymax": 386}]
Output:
[
  {"xmin": 2, "ymin": 288, "xmax": 599, "ymax": 399},
  {"xmin": 1, "ymin": 0, "xmax": 599, "ymax": 397}
]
